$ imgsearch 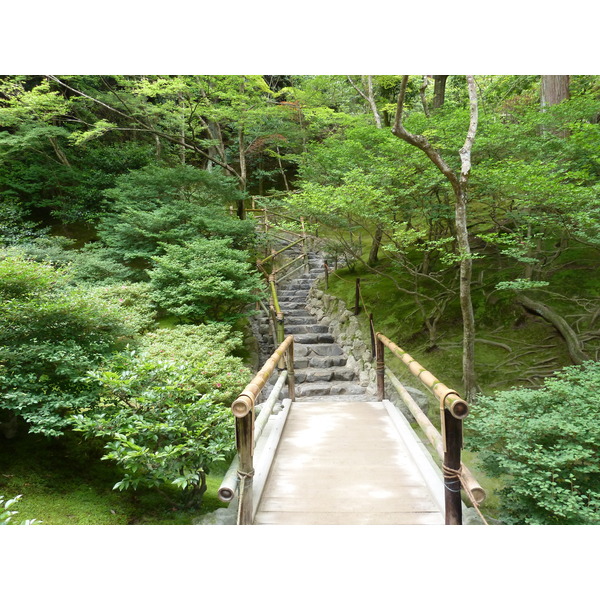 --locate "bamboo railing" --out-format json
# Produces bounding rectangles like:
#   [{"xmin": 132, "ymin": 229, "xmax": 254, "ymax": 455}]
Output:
[
  {"xmin": 252, "ymin": 205, "xmax": 310, "ymax": 355},
  {"xmin": 374, "ymin": 332, "xmax": 485, "ymax": 524},
  {"xmin": 223, "ymin": 335, "xmax": 295, "ymax": 525}
]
